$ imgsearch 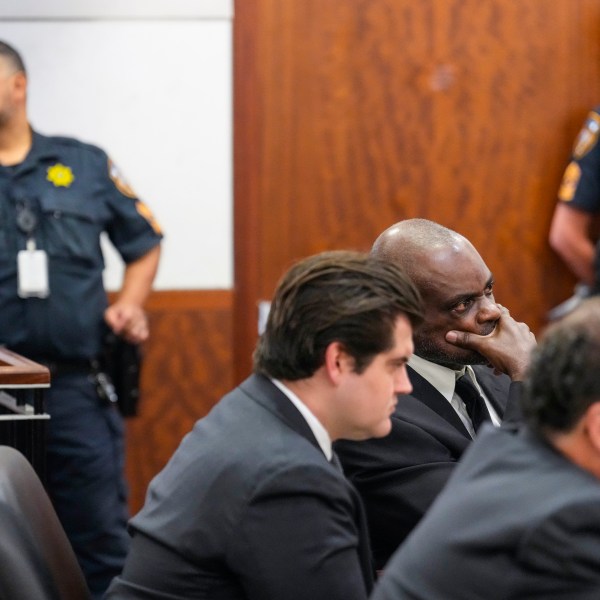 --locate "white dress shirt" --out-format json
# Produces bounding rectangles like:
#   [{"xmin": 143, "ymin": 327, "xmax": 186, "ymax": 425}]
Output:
[{"xmin": 408, "ymin": 355, "xmax": 501, "ymax": 438}]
